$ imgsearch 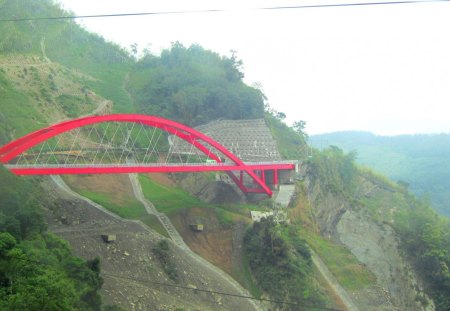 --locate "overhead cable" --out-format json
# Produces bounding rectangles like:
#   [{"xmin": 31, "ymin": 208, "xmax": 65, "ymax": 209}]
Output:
[
  {"xmin": 0, "ymin": 0, "xmax": 449, "ymax": 22},
  {"xmin": 103, "ymin": 272, "xmax": 344, "ymax": 311}
]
